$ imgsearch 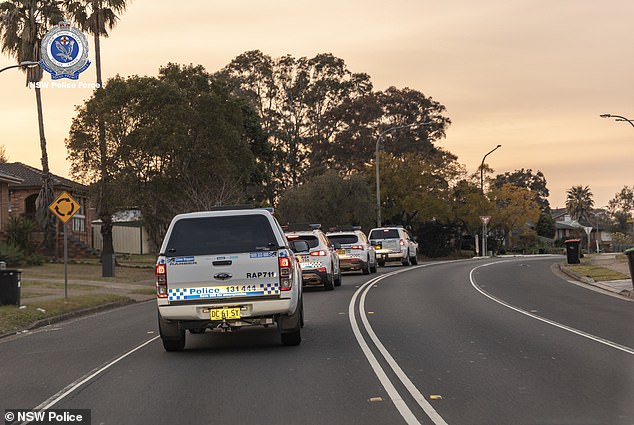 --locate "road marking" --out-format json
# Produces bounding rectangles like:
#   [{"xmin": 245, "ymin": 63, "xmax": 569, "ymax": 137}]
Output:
[
  {"xmin": 349, "ymin": 266, "xmax": 450, "ymax": 425},
  {"xmin": 470, "ymin": 262, "xmax": 634, "ymax": 356},
  {"xmin": 30, "ymin": 336, "xmax": 160, "ymax": 415}
]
